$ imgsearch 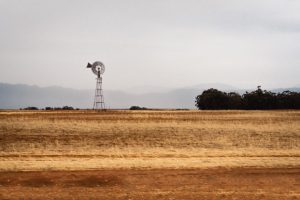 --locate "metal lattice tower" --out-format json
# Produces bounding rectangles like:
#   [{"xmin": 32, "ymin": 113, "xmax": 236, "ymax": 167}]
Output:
[
  {"xmin": 93, "ymin": 75, "xmax": 105, "ymax": 109},
  {"xmin": 87, "ymin": 61, "xmax": 106, "ymax": 110}
]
